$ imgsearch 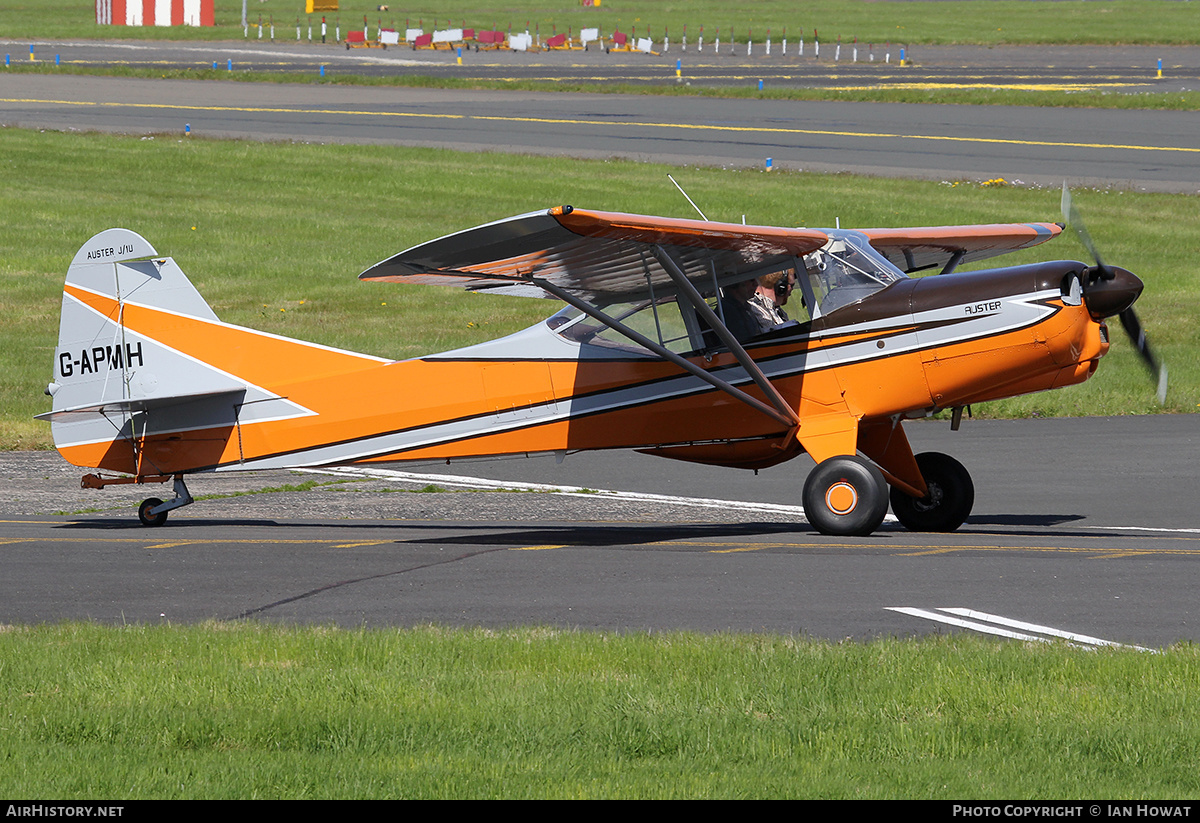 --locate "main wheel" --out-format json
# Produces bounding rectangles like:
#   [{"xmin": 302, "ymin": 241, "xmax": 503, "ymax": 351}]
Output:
[
  {"xmin": 802, "ymin": 455, "xmax": 889, "ymax": 536},
  {"xmin": 138, "ymin": 498, "xmax": 168, "ymax": 527},
  {"xmin": 889, "ymin": 452, "xmax": 974, "ymax": 532}
]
